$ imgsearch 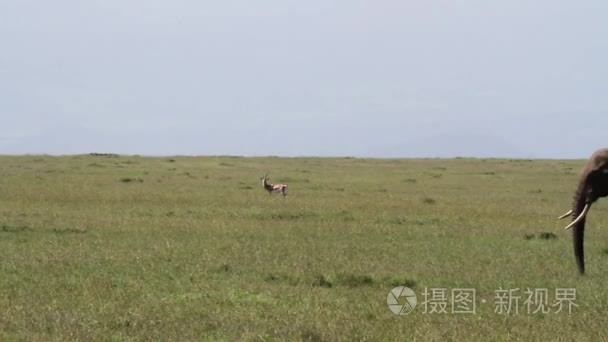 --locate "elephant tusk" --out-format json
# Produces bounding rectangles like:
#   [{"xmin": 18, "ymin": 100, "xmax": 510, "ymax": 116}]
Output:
[
  {"xmin": 563, "ymin": 205, "xmax": 590, "ymax": 230},
  {"xmin": 558, "ymin": 210, "xmax": 573, "ymax": 219}
]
